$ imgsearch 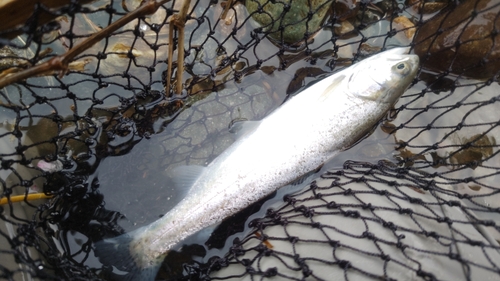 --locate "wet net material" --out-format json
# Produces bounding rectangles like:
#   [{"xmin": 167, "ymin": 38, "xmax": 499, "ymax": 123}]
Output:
[{"xmin": 0, "ymin": 0, "xmax": 500, "ymax": 280}]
